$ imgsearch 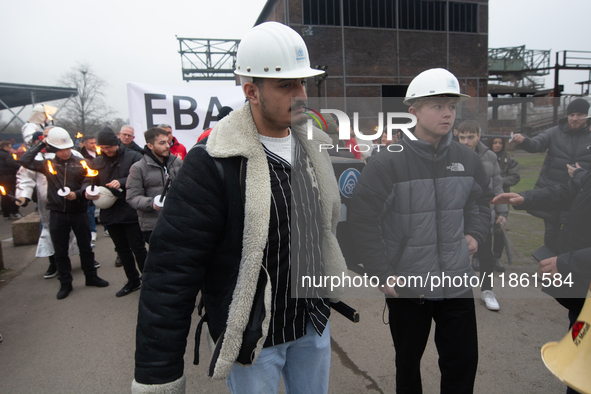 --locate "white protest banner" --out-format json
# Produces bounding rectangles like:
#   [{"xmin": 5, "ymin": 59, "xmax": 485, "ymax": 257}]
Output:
[{"xmin": 127, "ymin": 82, "xmax": 245, "ymax": 149}]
